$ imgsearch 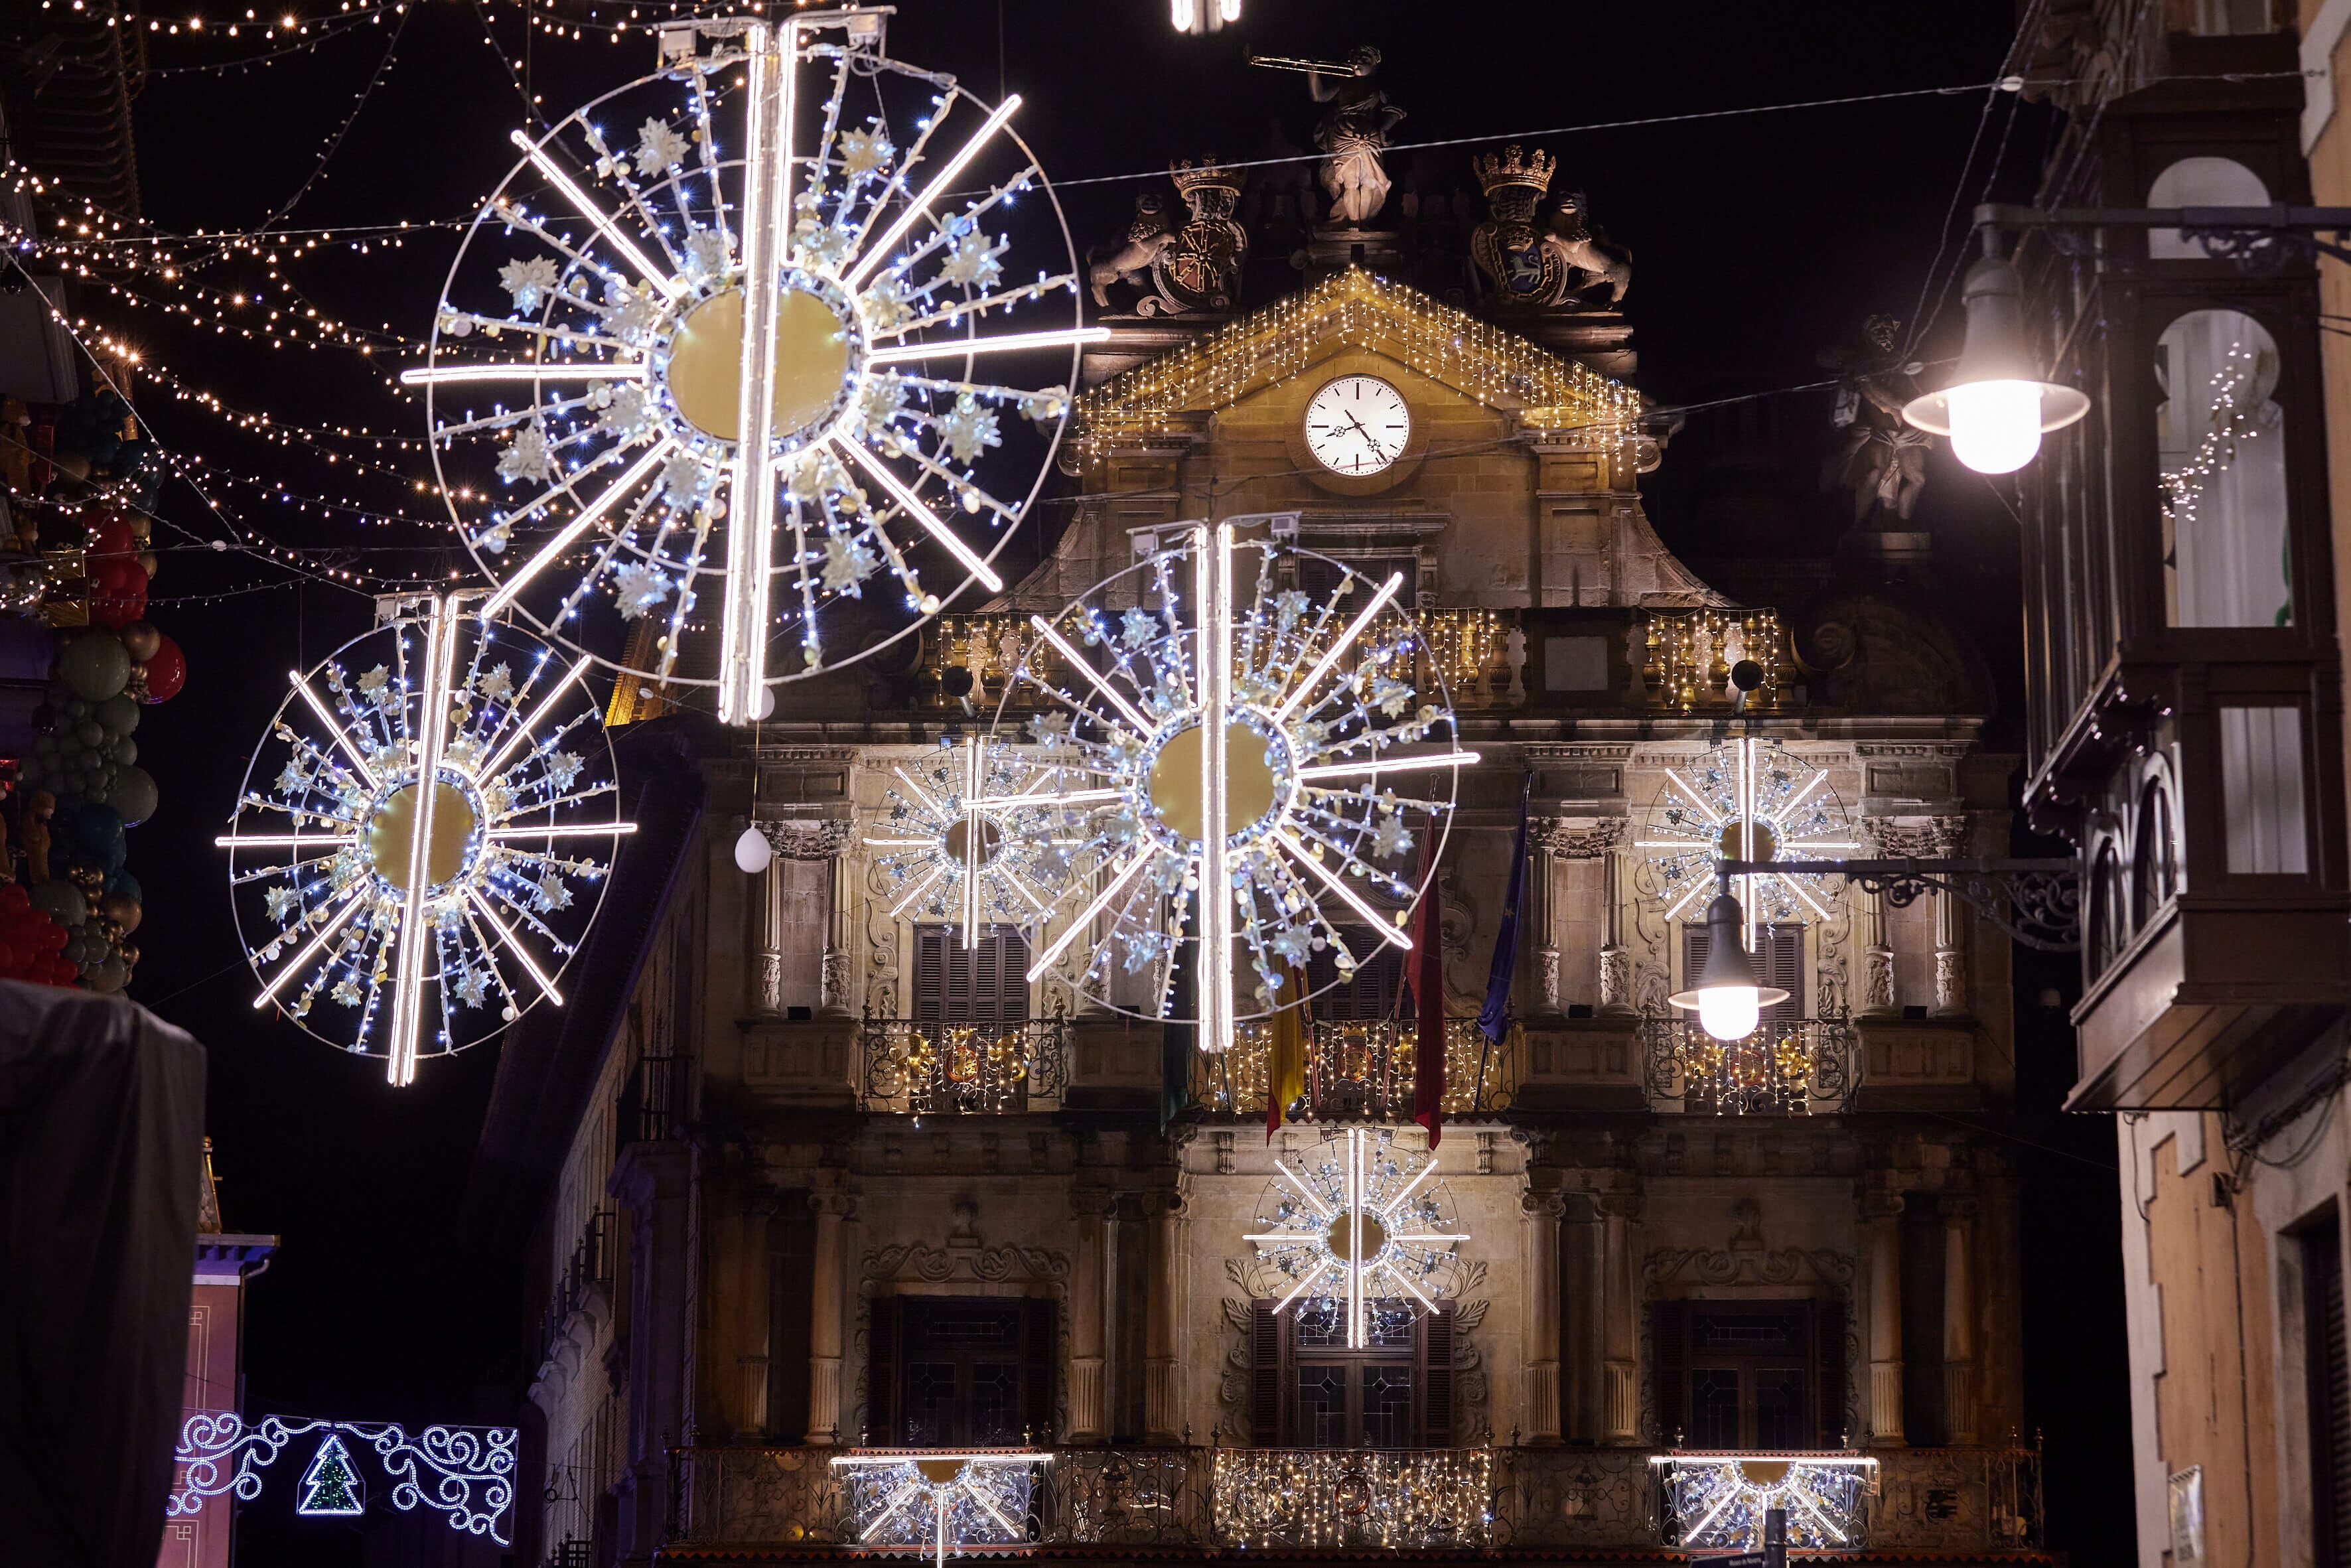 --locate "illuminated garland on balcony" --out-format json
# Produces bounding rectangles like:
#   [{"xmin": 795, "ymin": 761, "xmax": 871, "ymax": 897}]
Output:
[
  {"xmin": 833, "ymin": 1452, "xmax": 1047, "ymax": 1567},
  {"xmin": 1212, "ymin": 1447, "xmax": 1492, "ymax": 1549},
  {"xmin": 1656, "ymin": 1454, "xmax": 1873, "ymax": 1552},
  {"xmin": 1066, "ymin": 269, "xmax": 1640, "ymax": 468}
]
